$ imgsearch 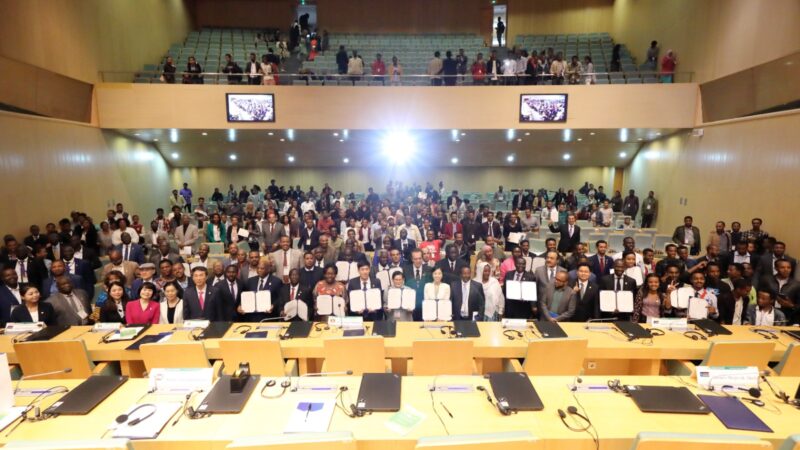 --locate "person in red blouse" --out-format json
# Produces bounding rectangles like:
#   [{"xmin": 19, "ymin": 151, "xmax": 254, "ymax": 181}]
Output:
[
  {"xmin": 442, "ymin": 212, "xmax": 463, "ymax": 240},
  {"xmin": 471, "ymin": 53, "xmax": 486, "ymax": 85},
  {"xmin": 419, "ymin": 229, "xmax": 443, "ymax": 263},
  {"xmin": 125, "ymin": 281, "xmax": 160, "ymax": 324},
  {"xmin": 371, "ymin": 53, "xmax": 387, "ymax": 84}
]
